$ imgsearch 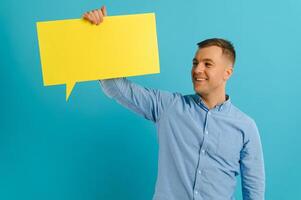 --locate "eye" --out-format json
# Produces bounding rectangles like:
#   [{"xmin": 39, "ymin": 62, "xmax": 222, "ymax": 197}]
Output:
[
  {"xmin": 192, "ymin": 61, "xmax": 198, "ymax": 67},
  {"xmin": 205, "ymin": 62, "xmax": 212, "ymax": 67}
]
